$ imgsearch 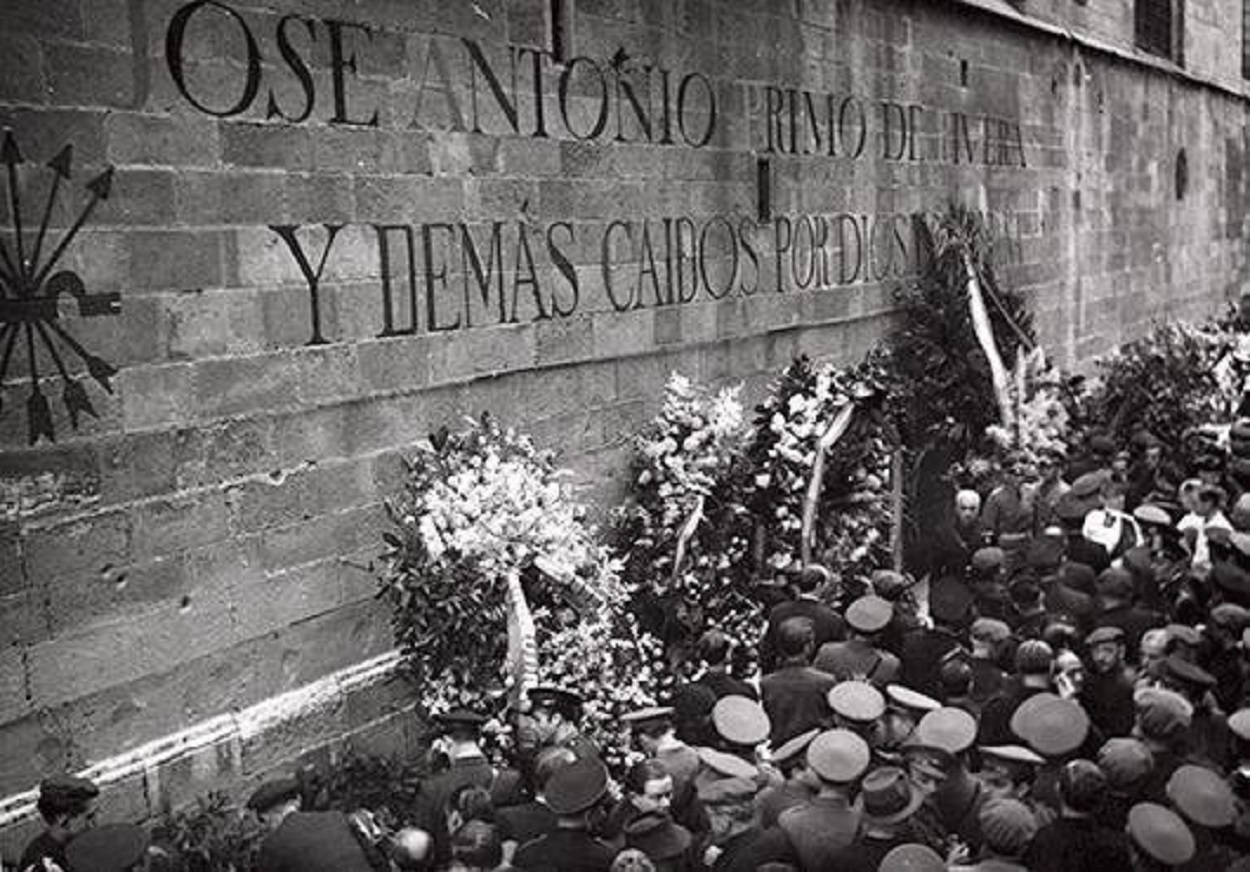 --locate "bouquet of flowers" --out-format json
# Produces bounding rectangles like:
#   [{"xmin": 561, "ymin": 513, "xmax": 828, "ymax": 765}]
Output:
[
  {"xmin": 986, "ymin": 347, "xmax": 1071, "ymax": 462},
  {"xmin": 612, "ymin": 374, "xmax": 757, "ymax": 661},
  {"xmin": 743, "ymin": 354, "xmax": 897, "ymax": 589},
  {"xmin": 377, "ymin": 413, "xmax": 638, "ymax": 718}
]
